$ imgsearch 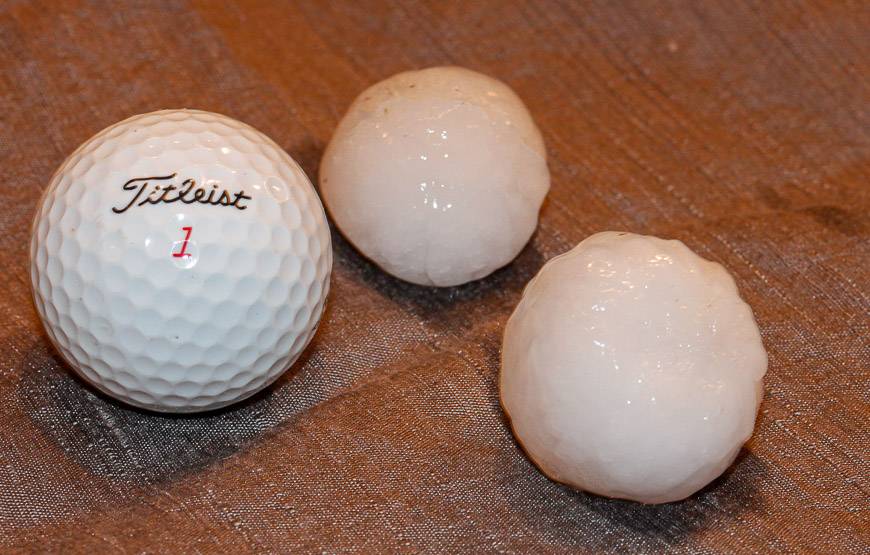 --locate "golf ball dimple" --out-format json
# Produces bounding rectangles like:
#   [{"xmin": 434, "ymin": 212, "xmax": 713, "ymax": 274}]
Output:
[
  {"xmin": 500, "ymin": 231, "xmax": 767, "ymax": 504},
  {"xmin": 31, "ymin": 109, "xmax": 332, "ymax": 412},
  {"xmin": 320, "ymin": 66, "xmax": 550, "ymax": 287}
]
